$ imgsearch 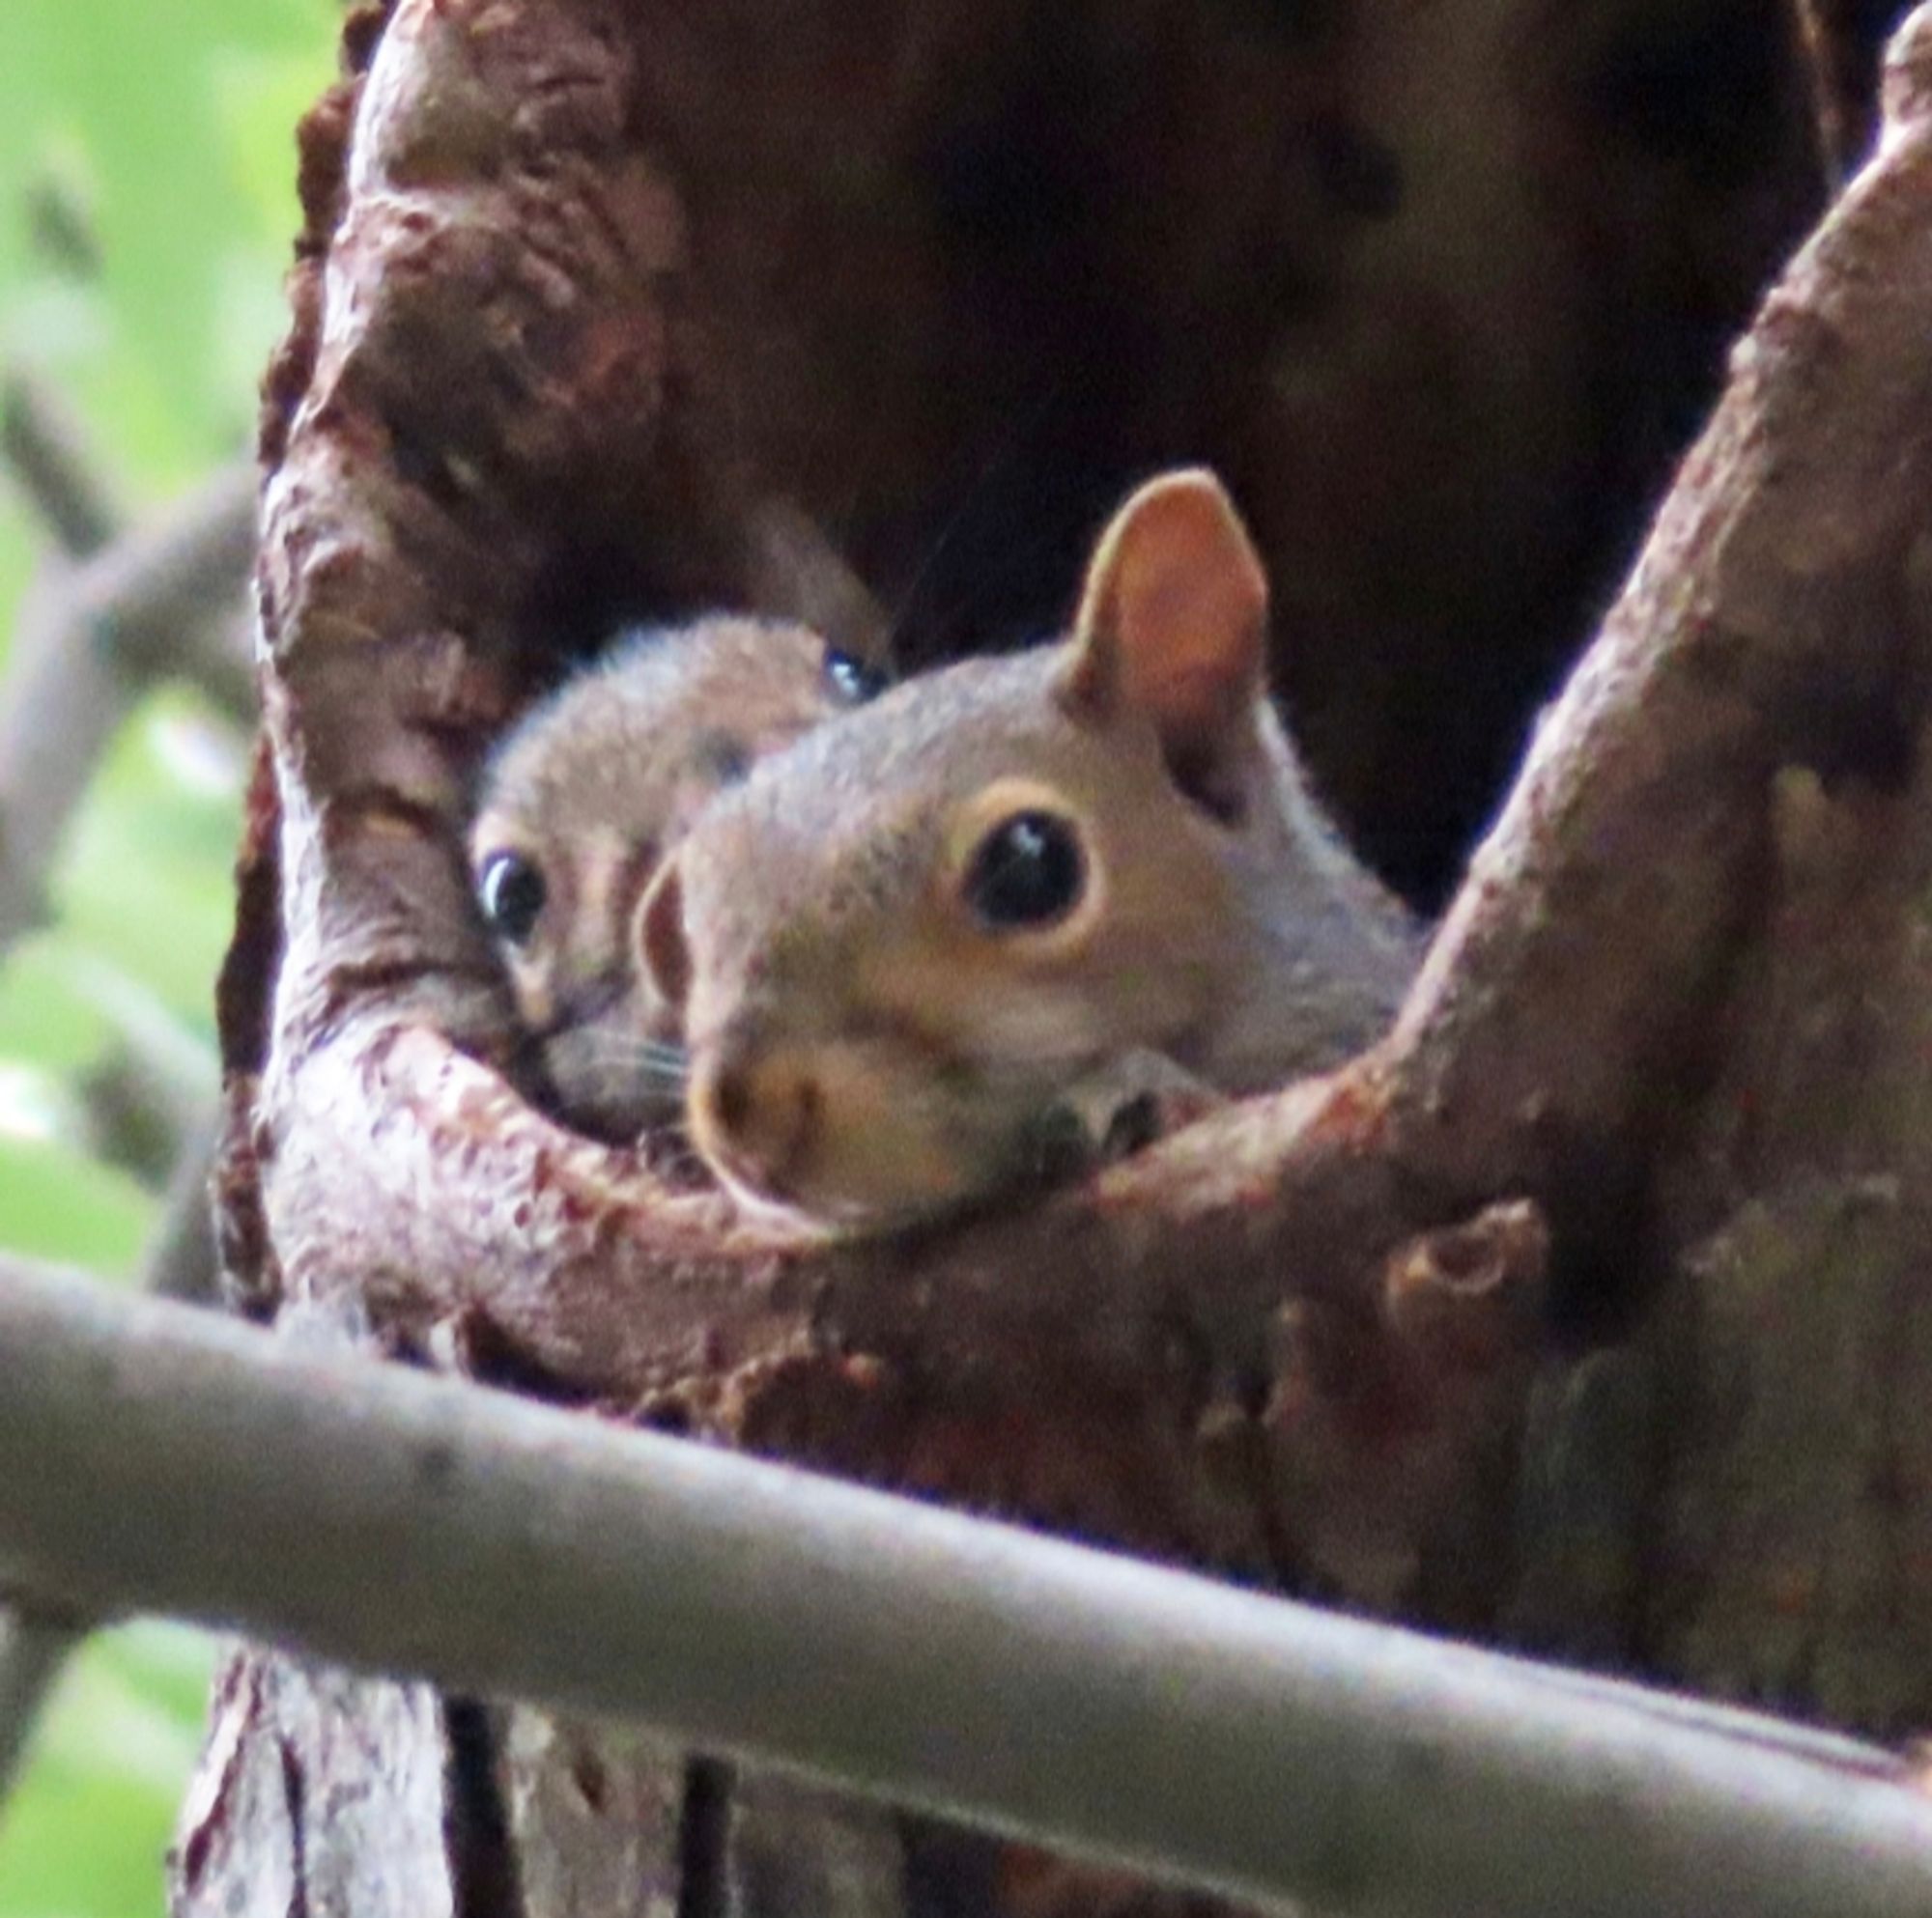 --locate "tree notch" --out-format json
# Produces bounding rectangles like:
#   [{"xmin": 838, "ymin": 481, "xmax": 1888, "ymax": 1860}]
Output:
[{"xmin": 202, "ymin": 0, "xmax": 1932, "ymax": 1911}]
